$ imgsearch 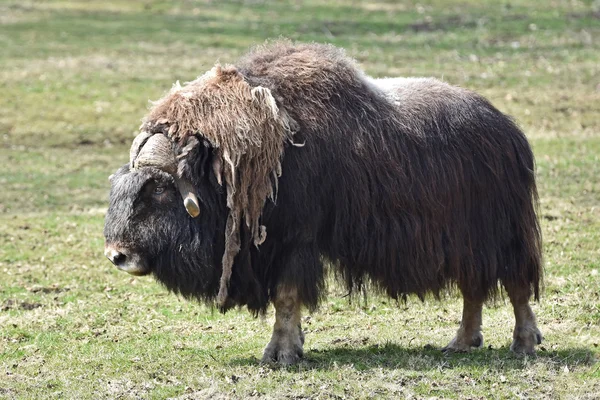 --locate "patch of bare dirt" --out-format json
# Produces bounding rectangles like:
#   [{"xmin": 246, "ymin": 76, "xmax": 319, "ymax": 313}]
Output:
[
  {"xmin": 409, "ymin": 15, "xmax": 477, "ymax": 32},
  {"xmin": 27, "ymin": 284, "xmax": 69, "ymax": 294},
  {"xmin": 1, "ymin": 299, "xmax": 43, "ymax": 311},
  {"xmin": 569, "ymin": 11, "xmax": 600, "ymax": 20}
]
